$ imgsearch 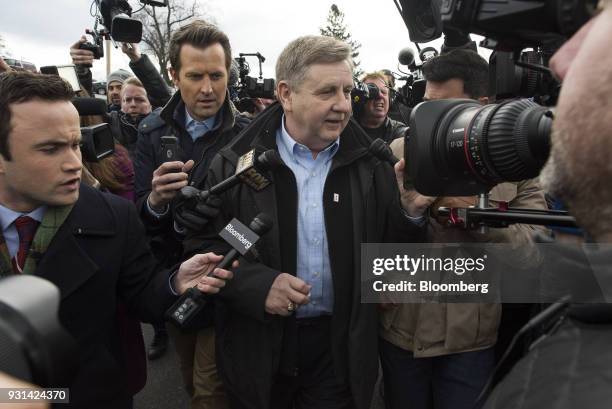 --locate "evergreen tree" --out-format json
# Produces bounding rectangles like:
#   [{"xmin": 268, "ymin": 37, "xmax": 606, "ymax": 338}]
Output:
[{"xmin": 319, "ymin": 4, "xmax": 363, "ymax": 77}]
